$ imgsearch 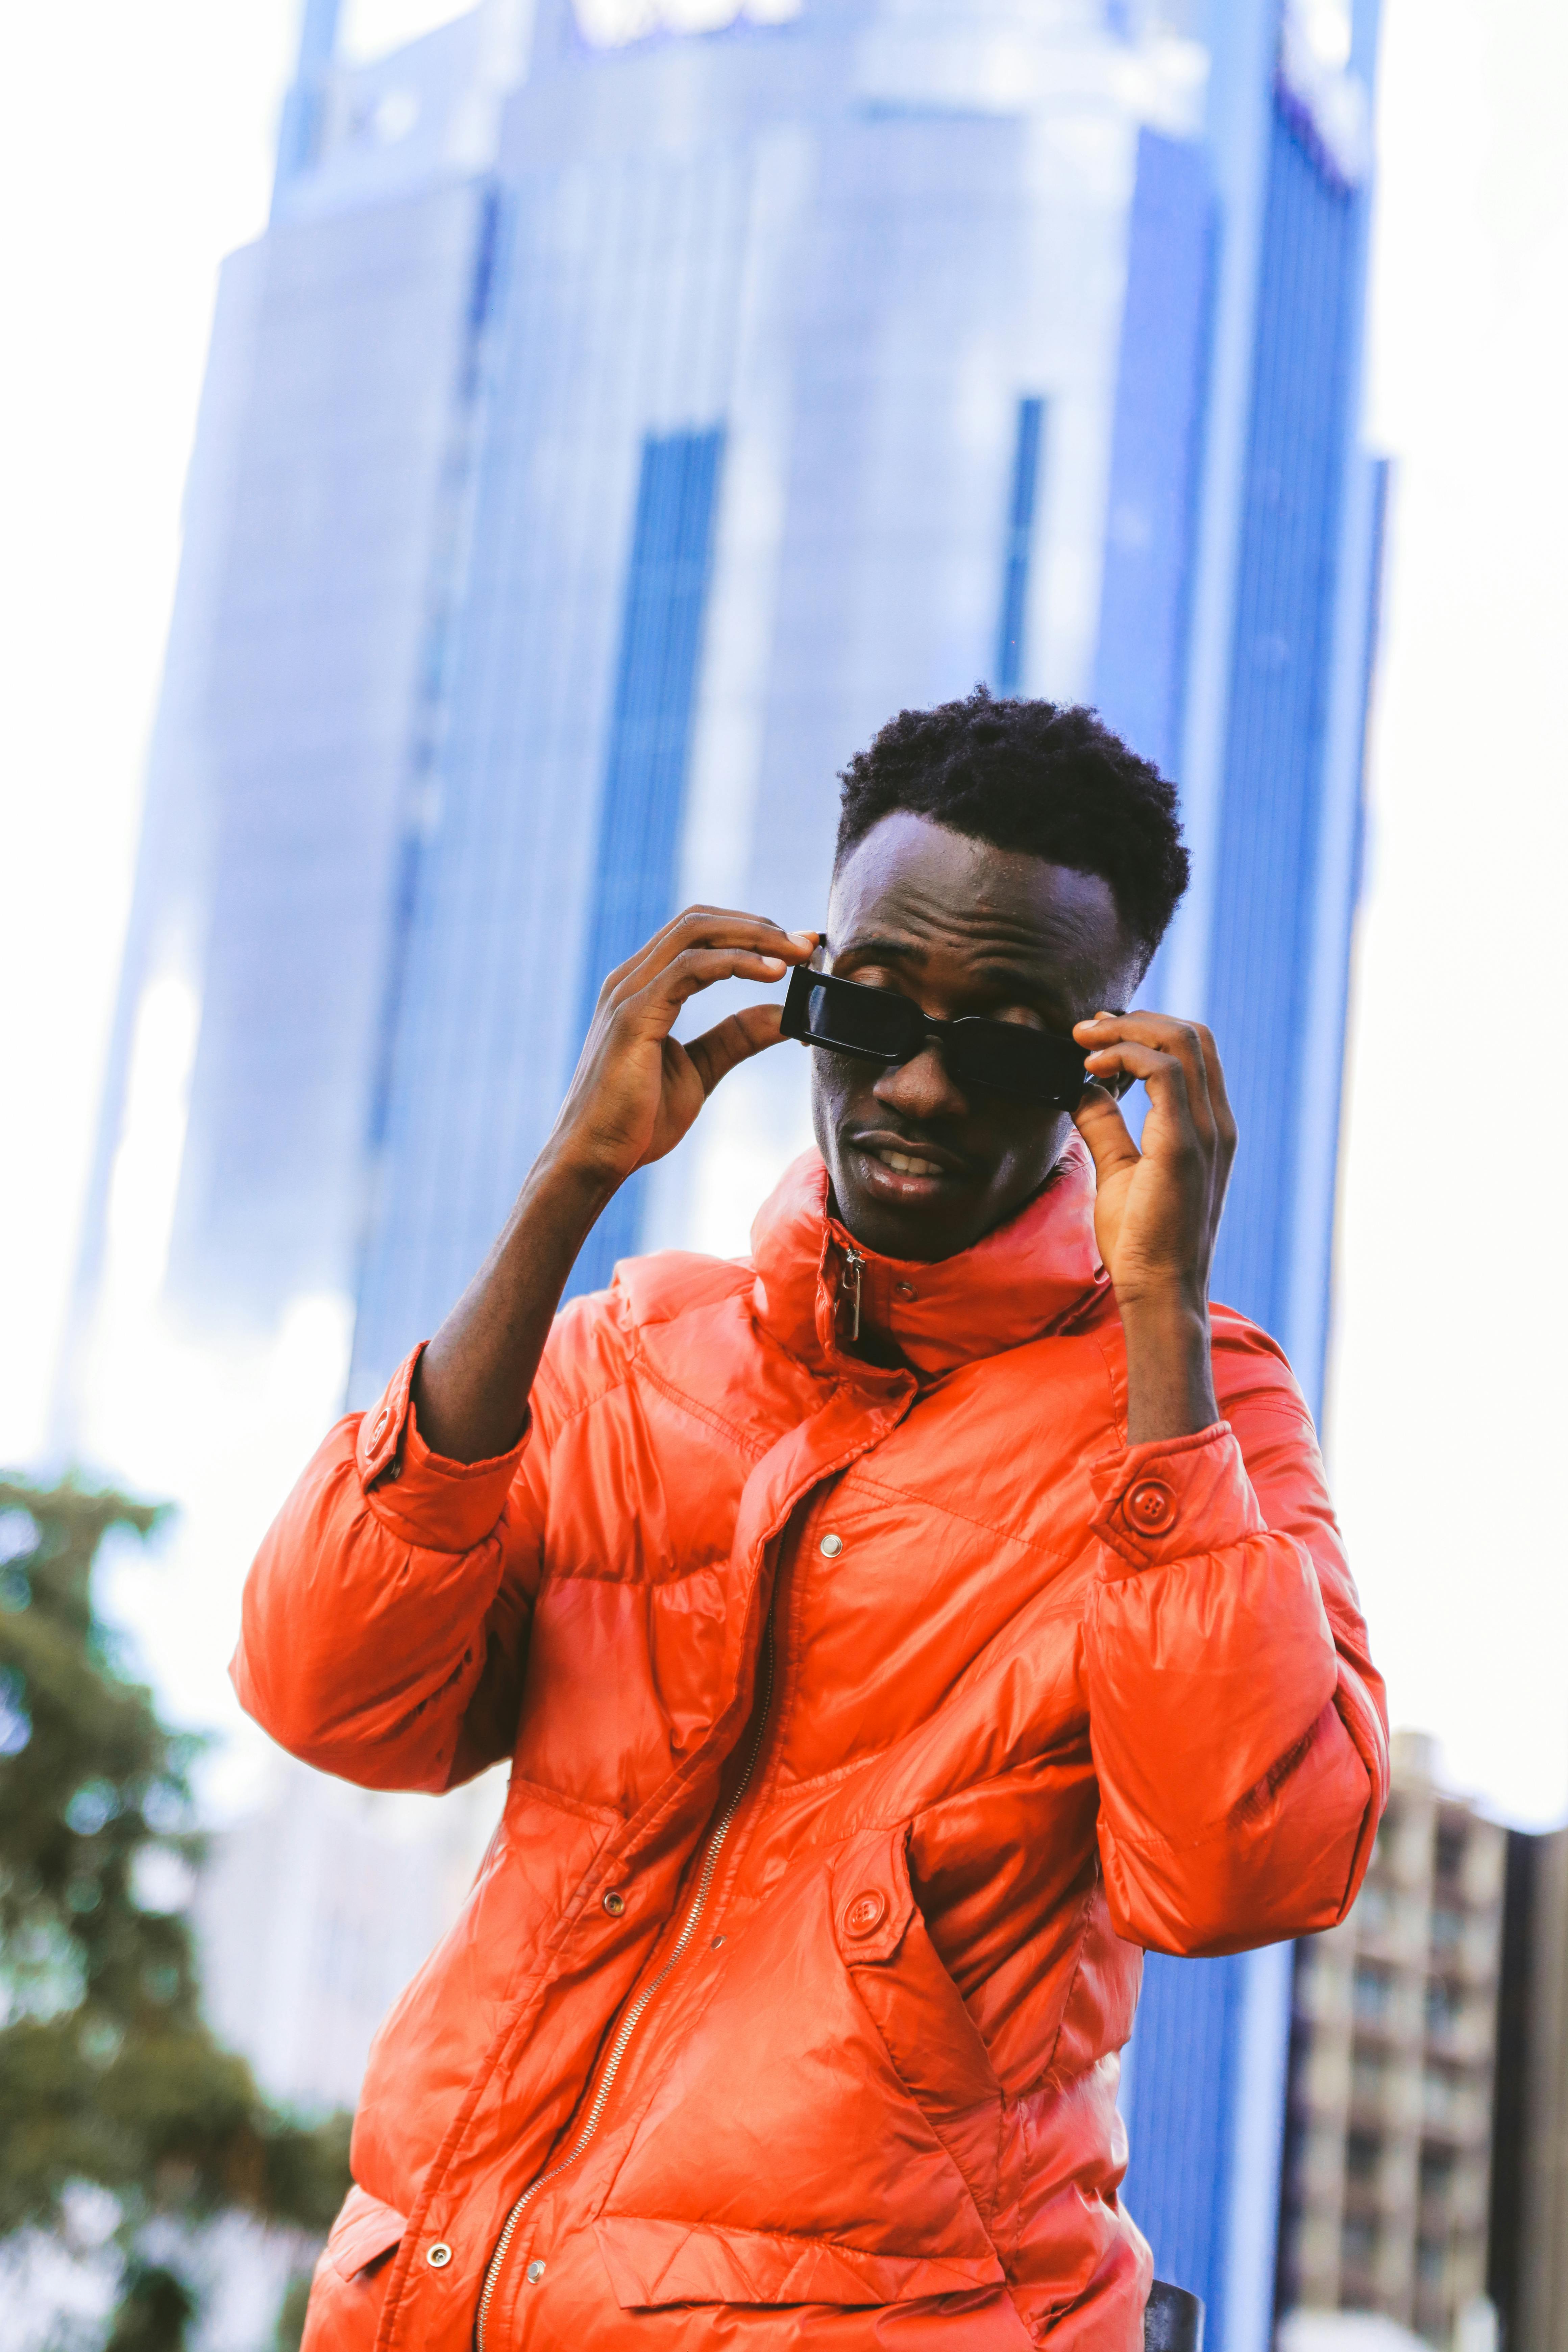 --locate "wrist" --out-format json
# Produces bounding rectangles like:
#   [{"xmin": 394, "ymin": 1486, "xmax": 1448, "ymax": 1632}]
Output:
[
  {"xmin": 1115, "ymin": 1282, "xmax": 1209, "ymax": 1339},
  {"xmin": 530, "ymin": 1133, "xmax": 627, "ymax": 1224},
  {"xmin": 1117, "ymin": 1288, "xmax": 1216, "ymax": 1446}
]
